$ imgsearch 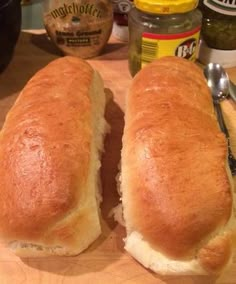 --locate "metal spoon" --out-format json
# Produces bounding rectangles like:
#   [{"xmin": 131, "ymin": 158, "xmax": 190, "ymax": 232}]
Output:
[
  {"xmin": 204, "ymin": 63, "xmax": 236, "ymax": 176},
  {"xmin": 204, "ymin": 62, "xmax": 236, "ymax": 102}
]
